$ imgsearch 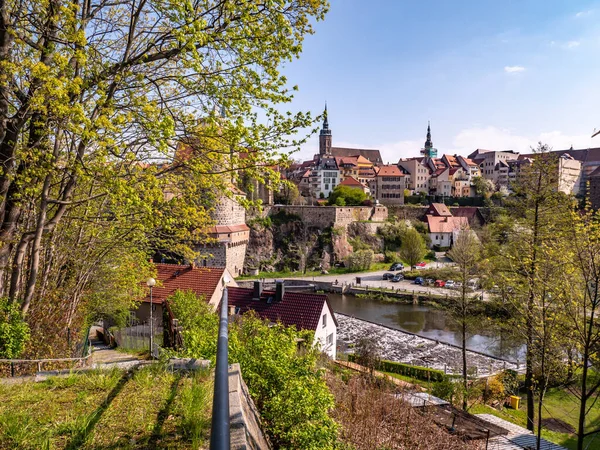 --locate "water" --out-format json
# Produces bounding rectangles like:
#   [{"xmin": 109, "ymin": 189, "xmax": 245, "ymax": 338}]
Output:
[{"xmin": 327, "ymin": 293, "xmax": 525, "ymax": 361}]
